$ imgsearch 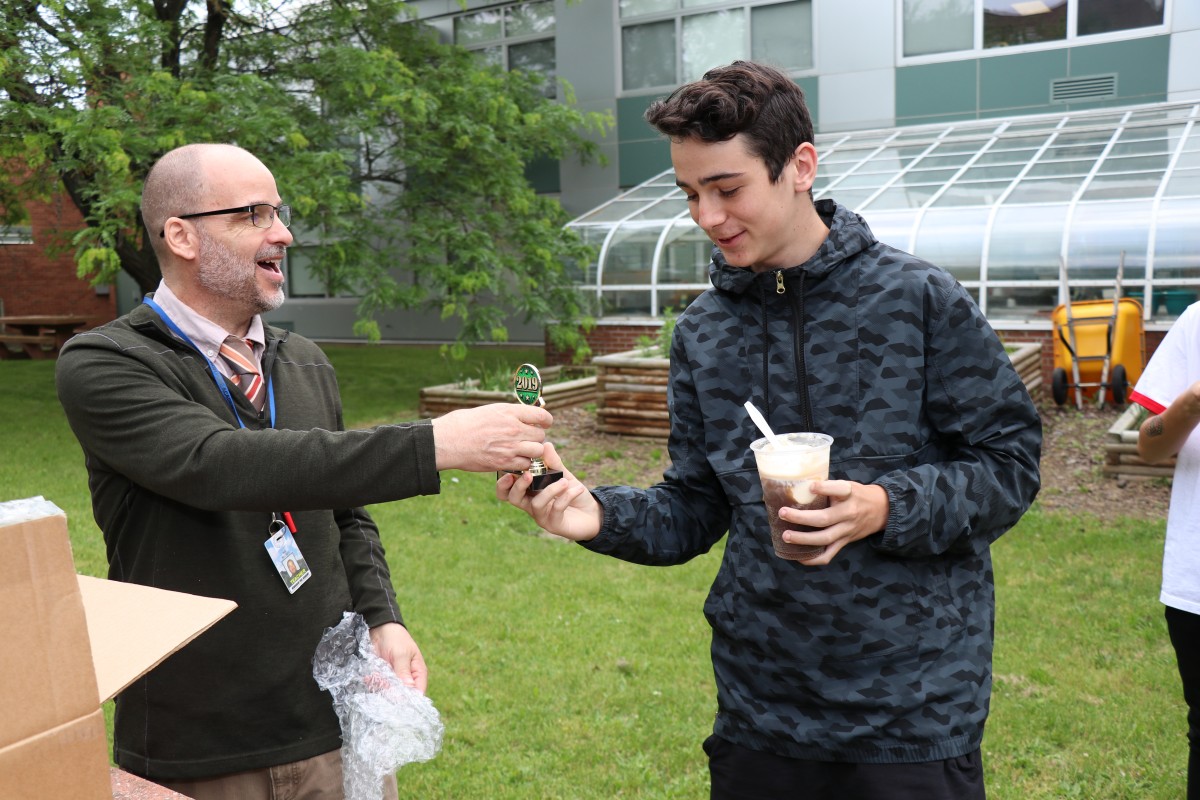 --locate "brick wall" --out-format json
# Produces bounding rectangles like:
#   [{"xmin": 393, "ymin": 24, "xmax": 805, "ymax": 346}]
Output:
[
  {"xmin": 545, "ymin": 320, "xmax": 663, "ymax": 365},
  {"xmin": 0, "ymin": 193, "xmax": 116, "ymax": 327}
]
